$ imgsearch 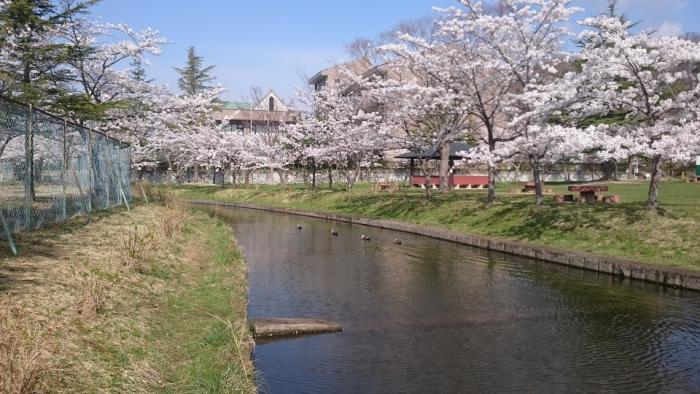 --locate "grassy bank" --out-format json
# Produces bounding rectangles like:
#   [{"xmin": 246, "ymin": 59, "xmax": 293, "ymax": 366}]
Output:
[
  {"xmin": 165, "ymin": 181, "xmax": 699, "ymax": 271},
  {"xmin": 0, "ymin": 202, "xmax": 255, "ymax": 392}
]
